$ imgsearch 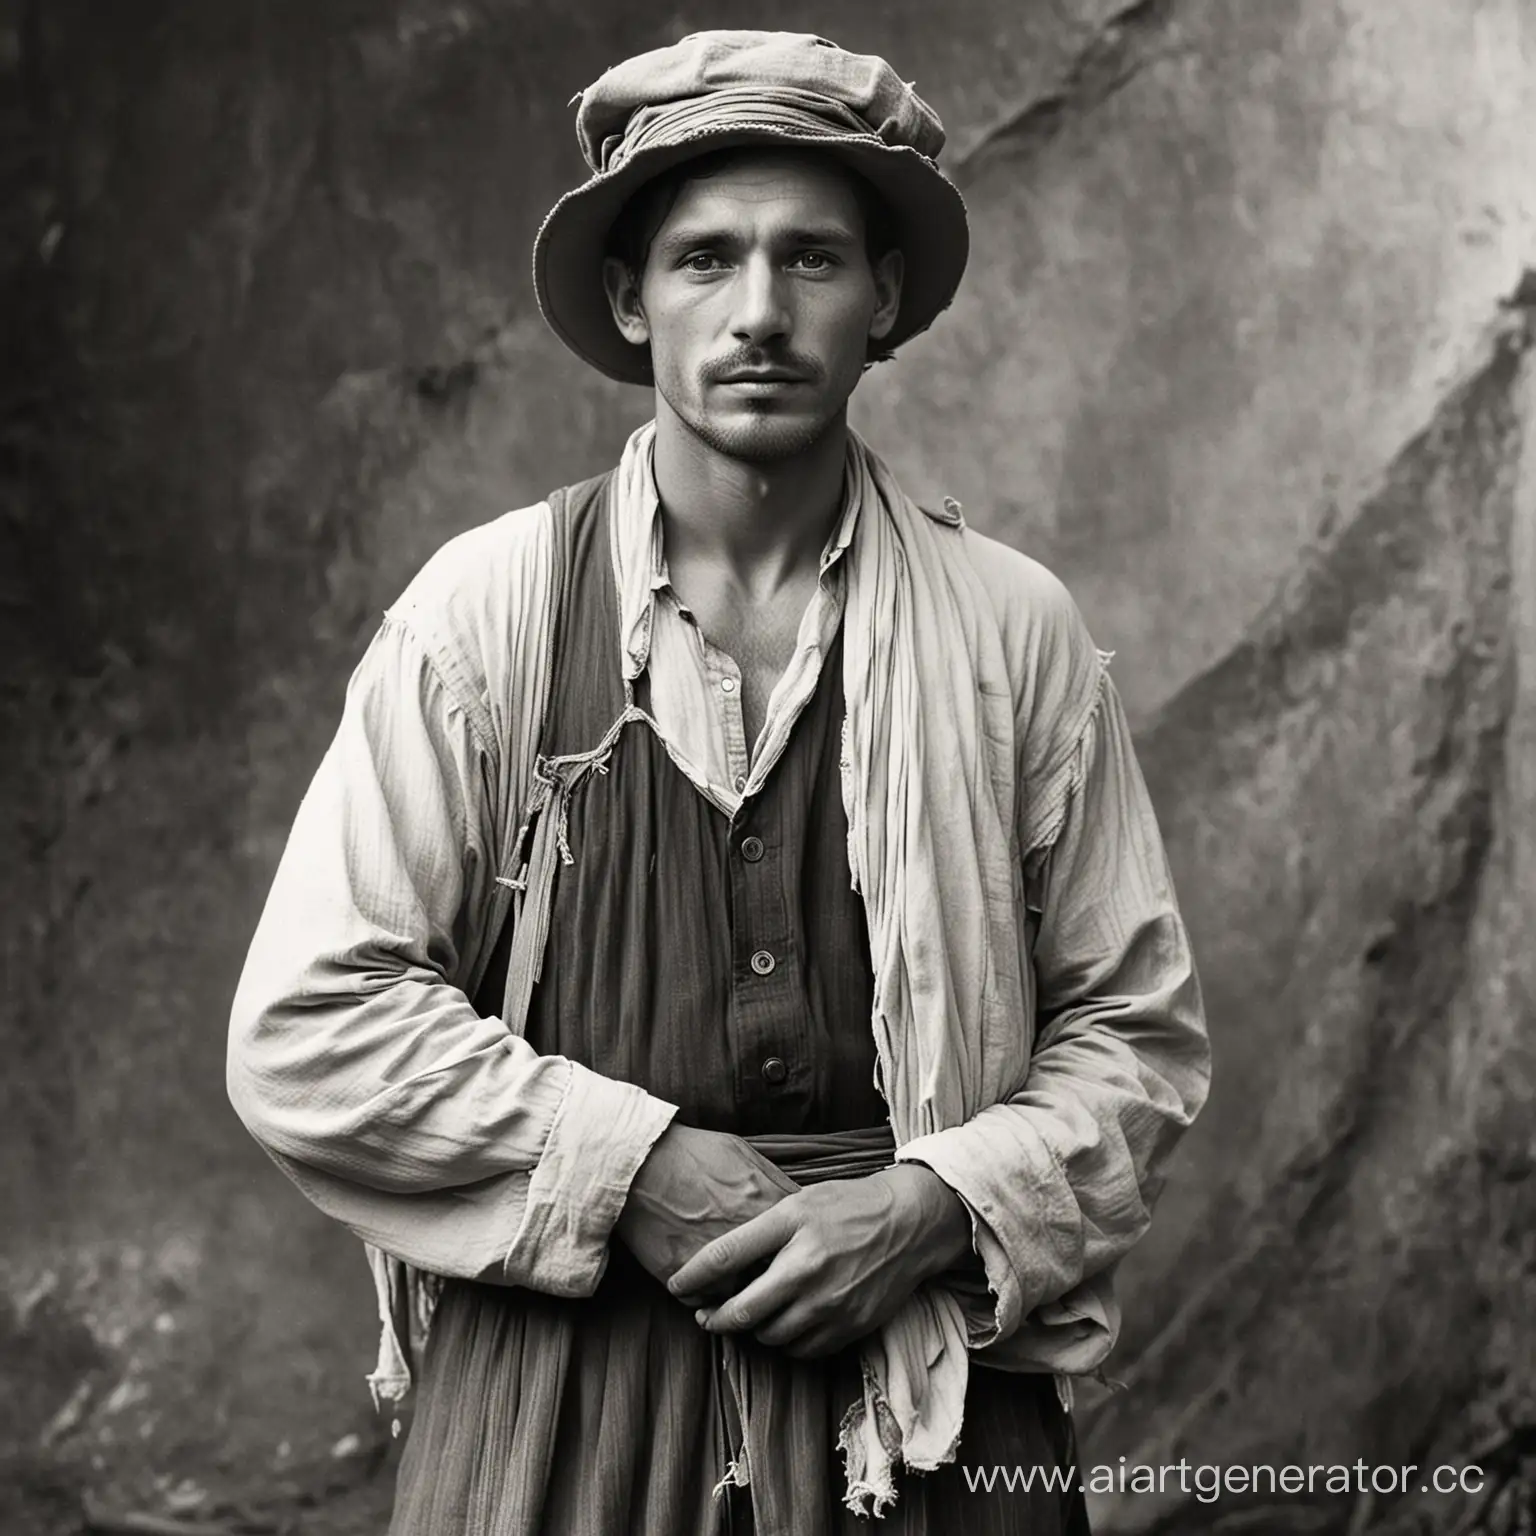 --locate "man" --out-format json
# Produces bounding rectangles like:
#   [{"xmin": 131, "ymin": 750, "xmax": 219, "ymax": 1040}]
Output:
[{"xmin": 228, "ymin": 29, "xmax": 1209, "ymax": 1536}]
